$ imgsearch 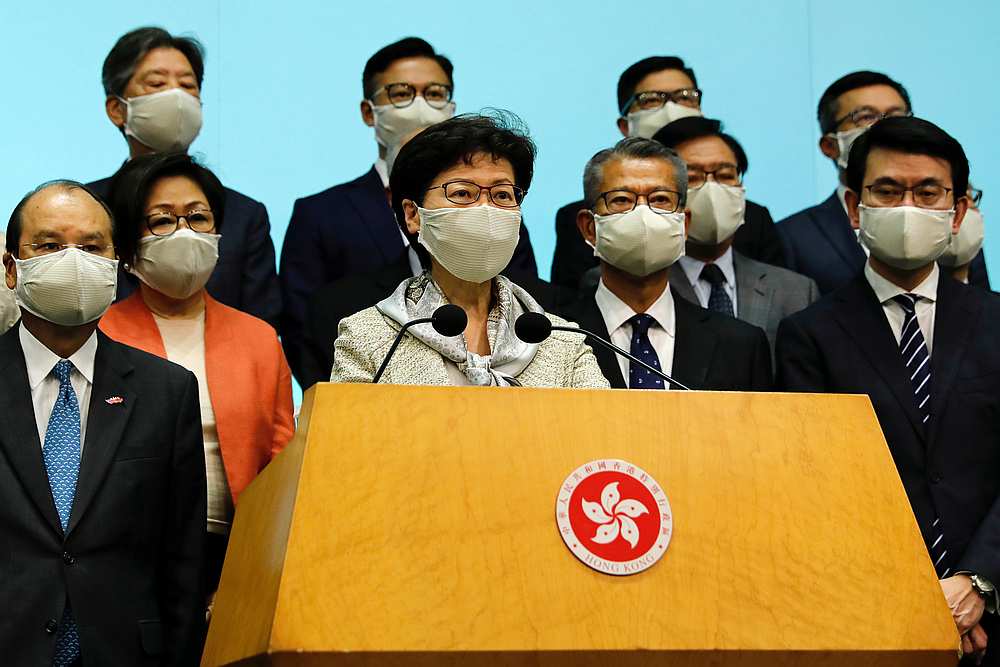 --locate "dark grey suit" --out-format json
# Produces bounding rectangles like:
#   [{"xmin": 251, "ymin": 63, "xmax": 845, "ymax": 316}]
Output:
[{"xmin": 670, "ymin": 251, "xmax": 819, "ymax": 355}]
